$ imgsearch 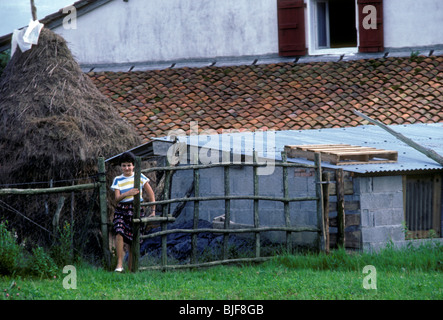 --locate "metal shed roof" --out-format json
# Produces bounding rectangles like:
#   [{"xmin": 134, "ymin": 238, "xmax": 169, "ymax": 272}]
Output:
[{"xmin": 164, "ymin": 122, "xmax": 443, "ymax": 174}]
